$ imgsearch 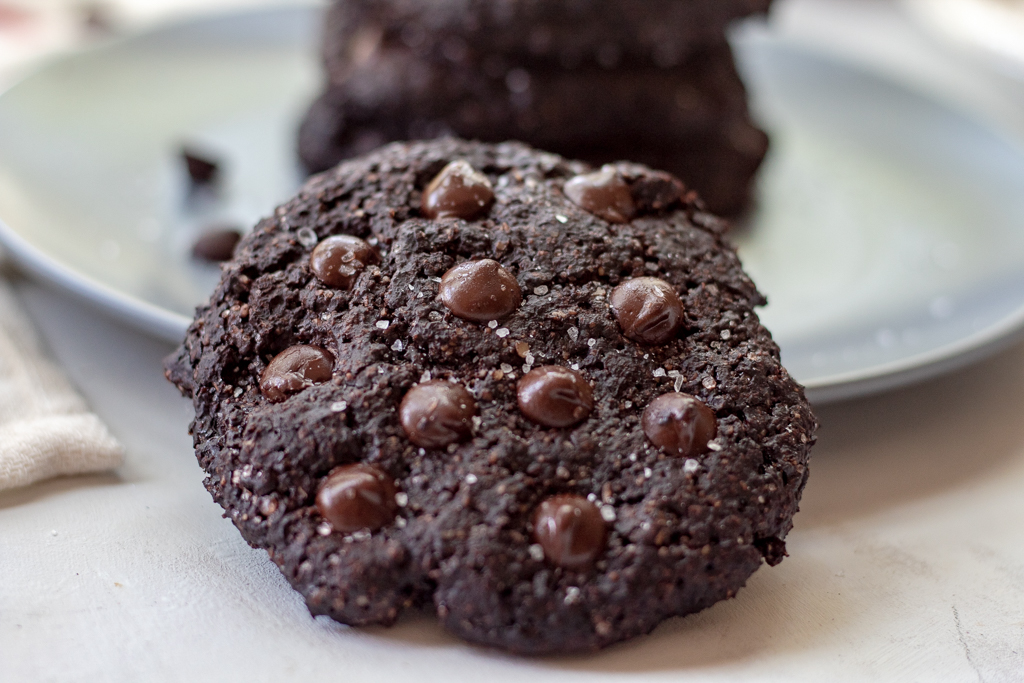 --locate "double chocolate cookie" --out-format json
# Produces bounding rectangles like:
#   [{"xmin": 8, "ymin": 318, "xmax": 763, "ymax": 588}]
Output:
[
  {"xmin": 299, "ymin": 0, "xmax": 773, "ymax": 216},
  {"xmin": 166, "ymin": 139, "xmax": 815, "ymax": 654}
]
